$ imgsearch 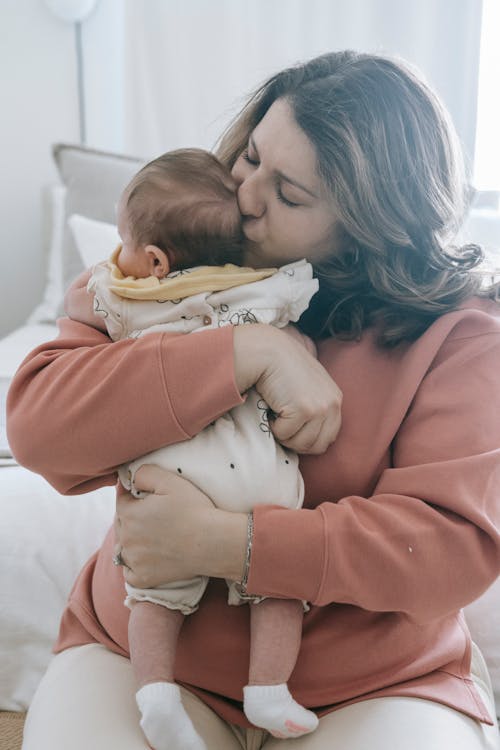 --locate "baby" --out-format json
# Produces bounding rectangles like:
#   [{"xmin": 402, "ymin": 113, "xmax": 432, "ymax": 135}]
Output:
[{"xmin": 65, "ymin": 148, "xmax": 320, "ymax": 750}]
